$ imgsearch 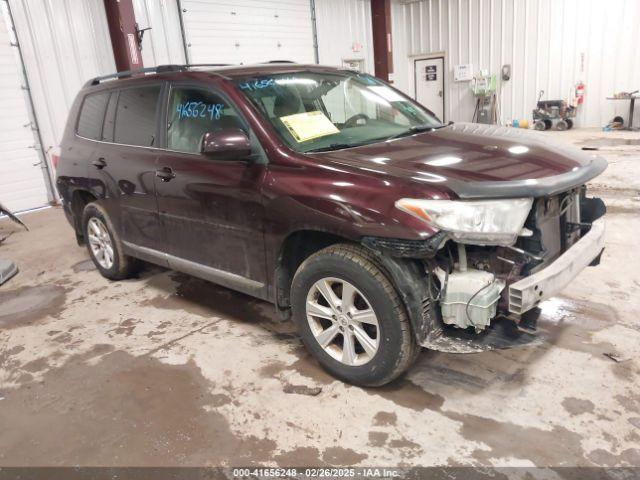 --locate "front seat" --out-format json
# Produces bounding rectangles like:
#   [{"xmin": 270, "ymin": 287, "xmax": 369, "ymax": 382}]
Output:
[{"xmin": 273, "ymin": 92, "xmax": 303, "ymax": 118}]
